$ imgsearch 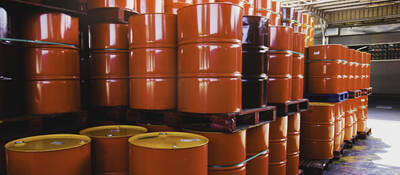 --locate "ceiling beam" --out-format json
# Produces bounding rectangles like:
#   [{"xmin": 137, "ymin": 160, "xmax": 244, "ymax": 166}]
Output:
[
  {"xmin": 319, "ymin": 0, "xmax": 391, "ymax": 10},
  {"xmin": 324, "ymin": 1, "xmax": 399, "ymax": 12}
]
